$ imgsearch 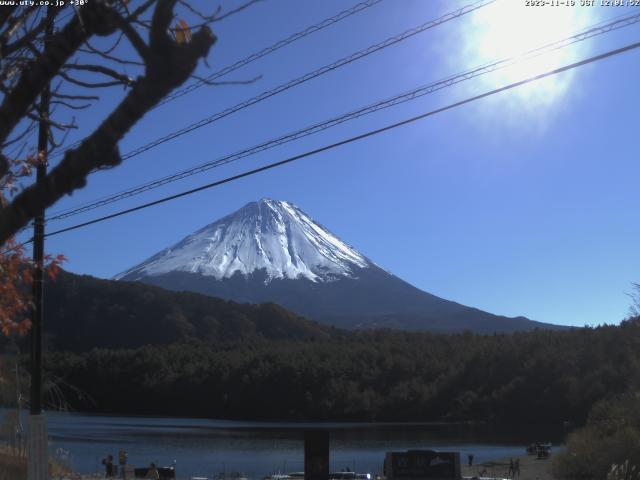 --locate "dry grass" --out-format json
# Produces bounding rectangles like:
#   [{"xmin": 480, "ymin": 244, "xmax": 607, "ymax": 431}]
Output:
[{"xmin": 0, "ymin": 446, "xmax": 73, "ymax": 480}]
